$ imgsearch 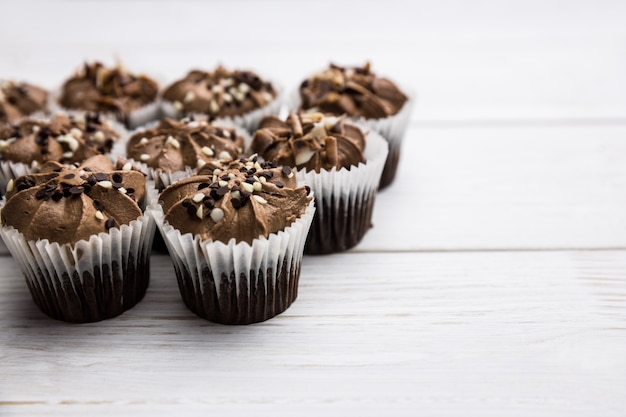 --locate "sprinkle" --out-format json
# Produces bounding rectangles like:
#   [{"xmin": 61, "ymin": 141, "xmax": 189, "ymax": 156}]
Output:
[
  {"xmin": 63, "ymin": 173, "xmax": 75, "ymax": 179},
  {"xmin": 230, "ymin": 190, "xmax": 241, "ymax": 200},
  {"xmin": 253, "ymin": 181, "xmax": 263, "ymax": 192},
  {"xmin": 192, "ymin": 192, "xmax": 205, "ymax": 203},
  {"xmin": 32, "ymin": 125, "xmax": 40, "ymax": 133},
  {"xmin": 223, "ymin": 93, "xmax": 233, "ymax": 103},
  {"xmin": 94, "ymin": 131, "xmax": 105, "ymax": 142},
  {"xmin": 218, "ymin": 180, "xmax": 228, "ymax": 187},
  {"xmin": 253, "ymin": 195, "xmax": 267, "ymax": 204},
  {"xmin": 261, "ymin": 91, "xmax": 274, "ymax": 102},
  {"xmin": 198, "ymin": 182, "xmax": 210, "ymax": 190},
  {"xmin": 139, "ymin": 137, "xmax": 149, "ymax": 145},
  {"xmin": 6, "ymin": 179, "xmax": 14, "ymax": 192},
  {"xmin": 98, "ymin": 180, "xmax": 113, "ymax": 189},
  {"xmin": 187, "ymin": 121, "xmax": 199, "ymax": 128},
  {"xmin": 62, "ymin": 151, "xmax": 74, "ymax": 159},
  {"xmin": 210, "ymin": 207, "xmax": 224, "ymax": 222},
  {"xmin": 295, "ymin": 148, "xmax": 316, "ymax": 165},
  {"xmin": 220, "ymin": 78, "xmax": 234, "ymax": 87},
  {"xmin": 201, "ymin": 146, "xmax": 214, "ymax": 157},
  {"xmin": 223, "ymin": 130, "xmax": 231, "ymax": 138},
  {"xmin": 209, "ymin": 99, "xmax": 219, "ymax": 113},
  {"xmin": 105, "ymin": 218, "xmax": 116, "ymax": 230},
  {"xmin": 196, "ymin": 204, "xmax": 203, "ymax": 219},
  {"xmin": 122, "ymin": 162, "xmax": 132, "ymax": 171},
  {"xmin": 118, "ymin": 187, "xmax": 127, "ymax": 194},
  {"xmin": 259, "ymin": 176, "xmax": 266, "ymax": 183},
  {"xmin": 241, "ymin": 182, "xmax": 254, "ymax": 193},
  {"xmin": 238, "ymin": 83, "xmax": 250, "ymax": 93},
  {"xmin": 173, "ymin": 101, "xmax": 184, "ymax": 111},
  {"xmin": 196, "ymin": 159, "xmax": 206, "ymax": 169},
  {"xmin": 275, "ymin": 181, "xmax": 284, "ymax": 188},
  {"xmin": 95, "ymin": 210, "xmax": 104, "ymax": 220},
  {"xmin": 211, "ymin": 84, "xmax": 223, "ymax": 93},
  {"xmin": 218, "ymin": 151, "xmax": 231, "ymax": 161},
  {"xmin": 69, "ymin": 128, "xmax": 83, "ymax": 138},
  {"xmin": 69, "ymin": 186, "xmax": 84, "ymax": 195},
  {"xmin": 184, "ymin": 91, "xmax": 196, "ymax": 103},
  {"xmin": 165, "ymin": 135, "xmax": 180, "ymax": 149},
  {"xmin": 140, "ymin": 154, "xmax": 150, "ymax": 162}
]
